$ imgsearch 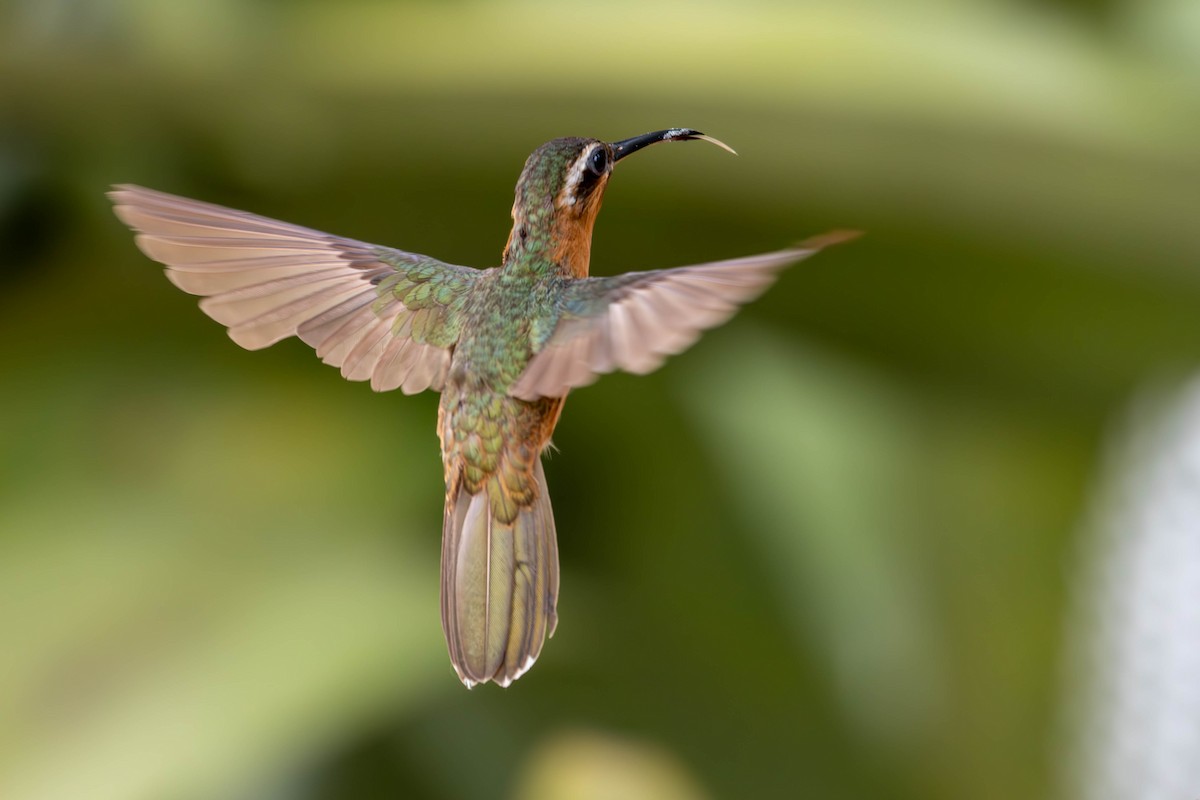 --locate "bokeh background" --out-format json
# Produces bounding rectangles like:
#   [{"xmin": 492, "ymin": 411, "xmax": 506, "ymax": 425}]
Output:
[{"xmin": 2, "ymin": 0, "xmax": 1199, "ymax": 798}]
